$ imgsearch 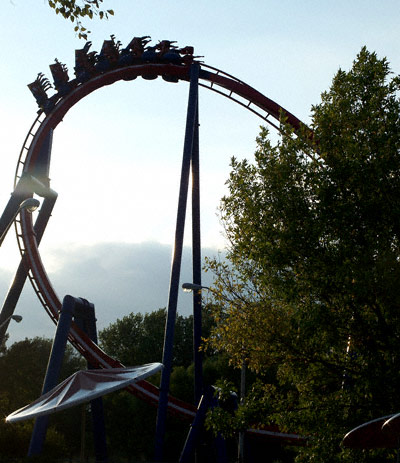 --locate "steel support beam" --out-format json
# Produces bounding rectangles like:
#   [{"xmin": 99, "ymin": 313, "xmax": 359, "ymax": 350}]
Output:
[
  {"xmin": 0, "ymin": 178, "xmax": 33, "ymax": 245},
  {"xmin": 28, "ymin": 295, "xmax": 107, "ymax": 460},
  {"xmin": 0, "ymin": 193, "xmax": 57, "ymax": 345},
  {"xmin": 154, "ymin": 62, "xmax": 200, "ymax": 462},
  {"xmin": 74, "ymin": 300, "xmax": 108, "ymax": 463},
  {"xmin": 191, "ymin": 102, "xmax": 203, "ymax": 407},
  {"xmin": 179, "ymin": 386, "xmax": 214, "ymax": 463},
  {"xmin": 32, "ymin": 129, "xmax": 53, "ymax": 187},
  {"xmin": 28, "ymin": 295, "xmax": 75, "ymax": 456},
  {"xmin": 0, "ymin": 130, "xmax": 53, "ymax": 245},
  {"xmin": 0, "ymin": 128, "xmax": 55, "ymax": 345}
]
